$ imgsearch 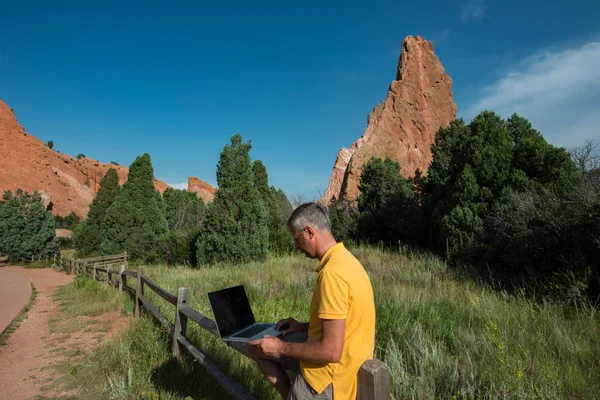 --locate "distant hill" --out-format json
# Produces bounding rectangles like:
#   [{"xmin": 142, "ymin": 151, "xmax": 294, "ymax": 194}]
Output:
[{"xmin": 0, "ymin": 99, "xmax": 214, "ymax": 218}]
